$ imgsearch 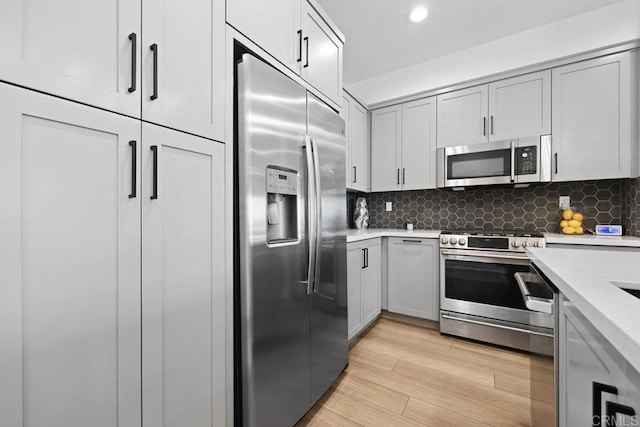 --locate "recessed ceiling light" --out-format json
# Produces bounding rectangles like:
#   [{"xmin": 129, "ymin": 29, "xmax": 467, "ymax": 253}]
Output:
[{"xmin": 408, "ymin": 6, "xmax": 428, "ymax": 23}]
